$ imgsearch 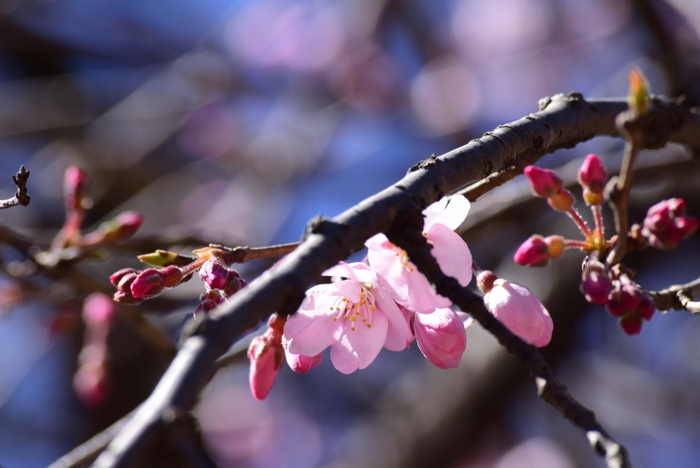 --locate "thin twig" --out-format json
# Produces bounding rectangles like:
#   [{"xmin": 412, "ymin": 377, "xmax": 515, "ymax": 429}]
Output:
[
  {"xmin": 218, "ymin": 242, "xmax": 299, "ymax": 264},
  {"xmin": 0, "ymin": 165, "xmax": 30, "ymax": 210},
  {"xmin": 606, "ymin": 111, "xmax": 645, "ymax": 265},
  {"xmin": 92, "ymin": 94, "xmax": 700, "ymax": 467},
  {"xmin": 650, "ymin": 276, "xmax": 700, "ymax": 313}
]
